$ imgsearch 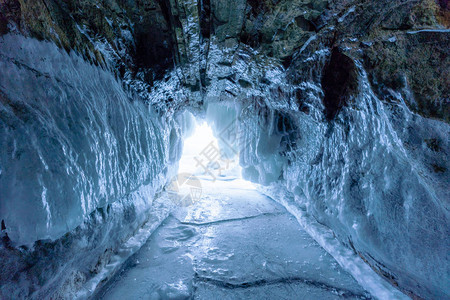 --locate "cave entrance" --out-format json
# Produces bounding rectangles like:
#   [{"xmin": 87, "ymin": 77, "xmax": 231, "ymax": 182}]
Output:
[
  {"xmin": 168, "ymin": 115, "xmax": 255, "ymax": 209},
  {"xmin": 178, "ymin": 119, "xmax": 242, "ymax": 180},
  {"xmin": 101, "ymin": 112, "xmax": 376, "ymax": 300}
]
